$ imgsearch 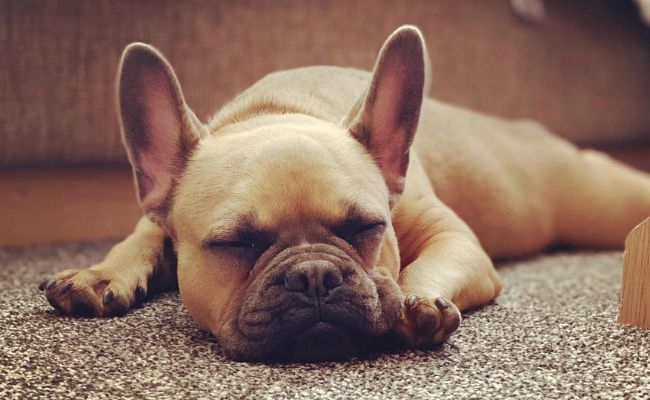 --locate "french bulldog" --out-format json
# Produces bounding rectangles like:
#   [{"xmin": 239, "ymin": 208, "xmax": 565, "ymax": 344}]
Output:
[{"xmin": 41, "ymin": 25, "xmax": 650, "ymax": 361}]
